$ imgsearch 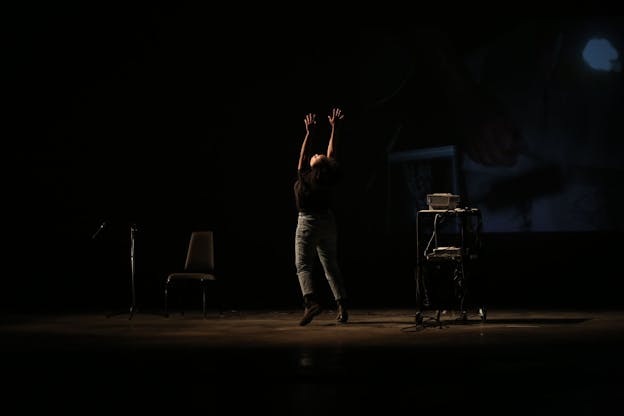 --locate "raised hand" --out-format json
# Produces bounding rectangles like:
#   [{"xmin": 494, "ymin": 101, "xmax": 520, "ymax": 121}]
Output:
[
  {"xmin": 328, "ymin": 108, "xmax": 344, "ymax": 128},
  {"xmin": 304, "ymin": 113, "xmax": 317, "ymax": 134}
]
